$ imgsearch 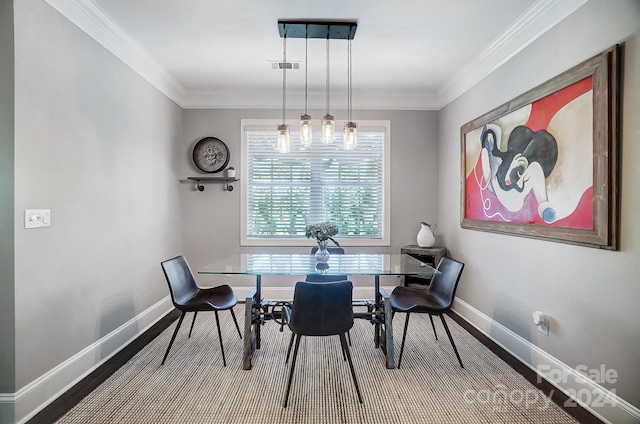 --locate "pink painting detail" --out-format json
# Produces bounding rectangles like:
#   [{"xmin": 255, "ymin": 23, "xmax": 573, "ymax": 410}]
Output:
[{"xmin": 465, "ymin": 77, "xmax": 593, "ymax": 229}]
